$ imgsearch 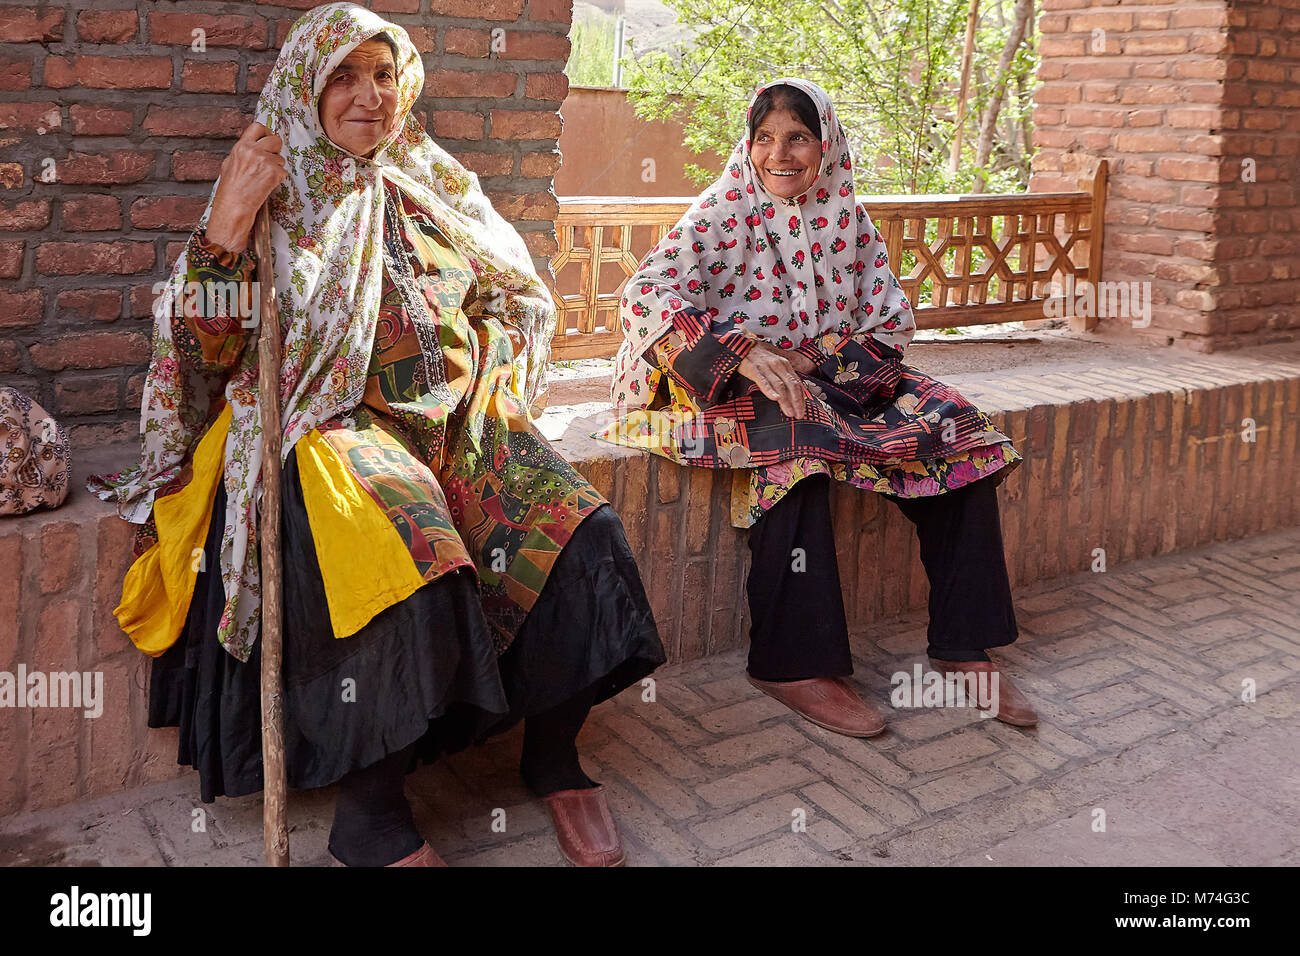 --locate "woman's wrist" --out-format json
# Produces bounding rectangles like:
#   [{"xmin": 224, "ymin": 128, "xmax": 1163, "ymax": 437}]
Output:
[
  {"xmin": 195, "ymin": 230, "xmax": 253, "ymax": 272},
  {"xmin": 794, "ymin": 339, "xmax": 828, "ymax": 365},
  {"xmin": 204, "ymin": 207, "xmax": 254, "ymax": 255},
  {"xmin": 750, "ymin": 338, "xmax": 814, "ymax": 374}
]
